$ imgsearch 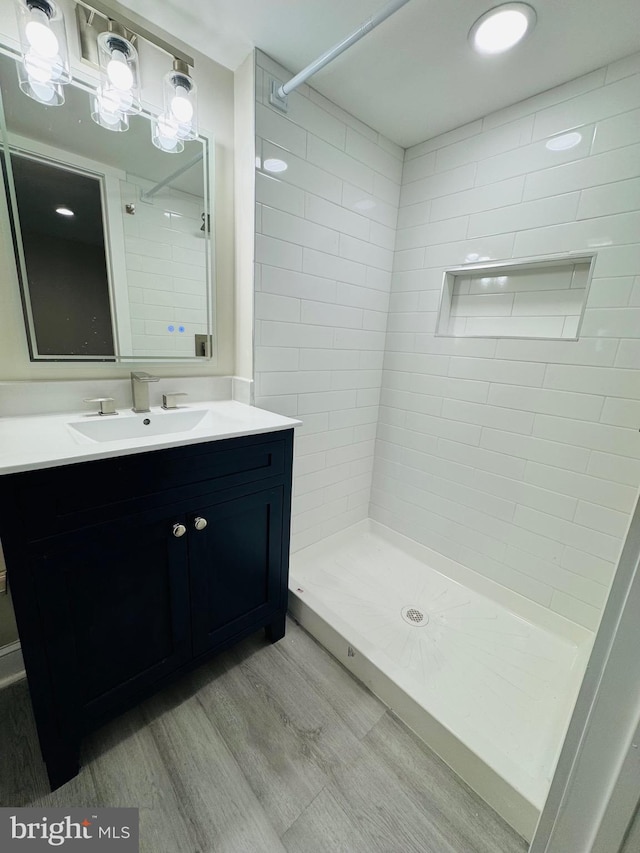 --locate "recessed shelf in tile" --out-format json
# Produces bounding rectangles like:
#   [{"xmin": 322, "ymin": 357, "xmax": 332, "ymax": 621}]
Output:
[{"xmin": 436, "ymin": 254, "xmax": 596, "ymax": 340}]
